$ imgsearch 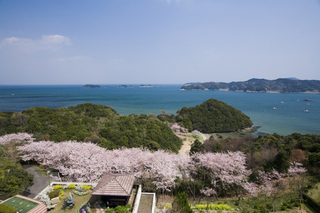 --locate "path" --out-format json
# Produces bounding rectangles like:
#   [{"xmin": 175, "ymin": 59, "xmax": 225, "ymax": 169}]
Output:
[{"xmin": 22, "ymin": 165, "xmax": 49, "ymax": 198}]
